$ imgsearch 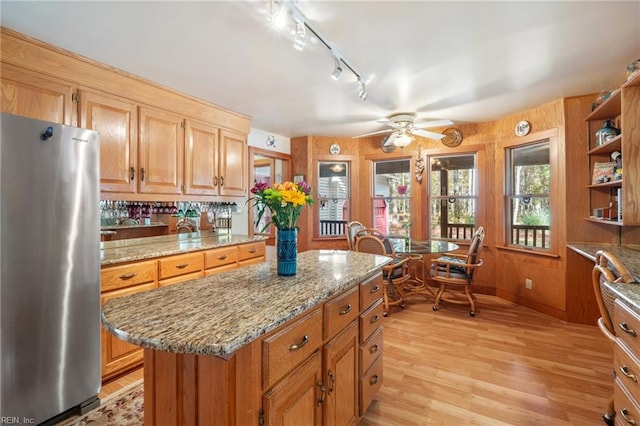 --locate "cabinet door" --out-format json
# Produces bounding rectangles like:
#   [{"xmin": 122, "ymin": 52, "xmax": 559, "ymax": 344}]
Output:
[
  {"xmin": 0, "ymin": 63, "xmax": 75, "ymax": 125},
  {"xmin": 79, "ymin": 89, "xmax": 138, "ymax": 193},
  {"xmin": 263, "ymin": 350, "xmax": 322, "ymax": 426},
  {"xmin": 184, "ymin": 119, "xmax": 218, "ymax": 195},
  {"xmin": 324, "ymin": 321, "xmax": 359, "ymax": 426},
  {"xmin": 139, "ymin": 106, "xmax": 184, "ymax": 194},
  {"xmin": 219, "ymin": 129, "xmax": 247, "ymax": 196},
  {"xmin": 101, "ymin": 282, "xmax": 156, "ymax": 381}
]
